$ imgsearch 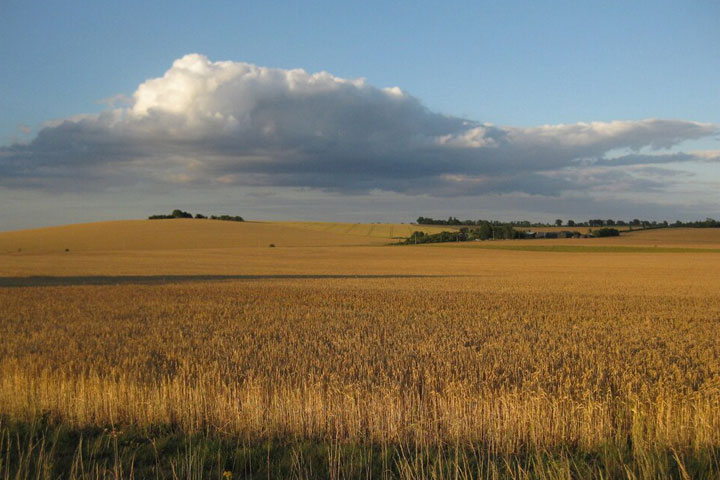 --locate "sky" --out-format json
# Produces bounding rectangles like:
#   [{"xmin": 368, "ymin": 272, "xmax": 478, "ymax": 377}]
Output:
[{"xmin": 1, "ymin": 0, "xmax": 719, "ymax": 230}]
